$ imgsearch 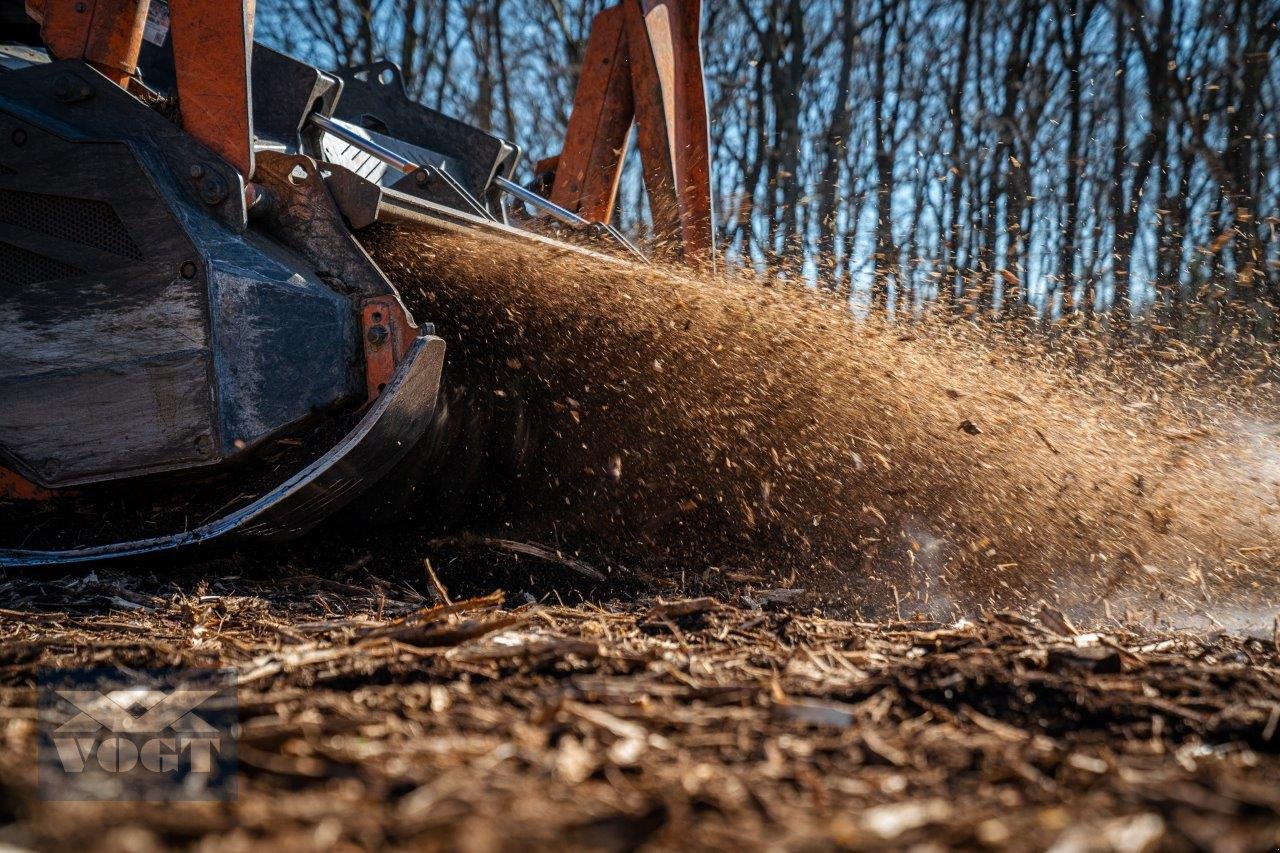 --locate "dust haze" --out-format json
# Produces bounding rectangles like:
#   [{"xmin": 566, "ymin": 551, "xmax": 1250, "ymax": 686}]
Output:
[{"xmin": 369, "ymin": 226, "xmax": 1280, "ymax": 621}]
